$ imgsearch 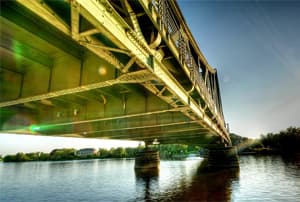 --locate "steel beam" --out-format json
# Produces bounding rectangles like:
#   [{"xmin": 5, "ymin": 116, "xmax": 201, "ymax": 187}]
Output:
[
  {"xmin": 0, "ymin": 35, "xmax": 53, "ymax": 68},
  {"xmin": 16, "ymin": 0, "xmax": 70, "ymax": 35},
  {"xmin": 32, "ymin": 107, "xmax": 188, "ymax": 128},
  {"xmin": 0, "ymin": 70, "xmax": 153, "ymax": 108},
  {"xmin": 76, "ymin": 120, "xmax": 200, "ymax": 135},
  {"xmin": 1, "ymin": 3, "xmax": 82, "ymax": 59},
  {"xmin": 86, "ymin": 127, "xmax": 210, "ymax": 140}
]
